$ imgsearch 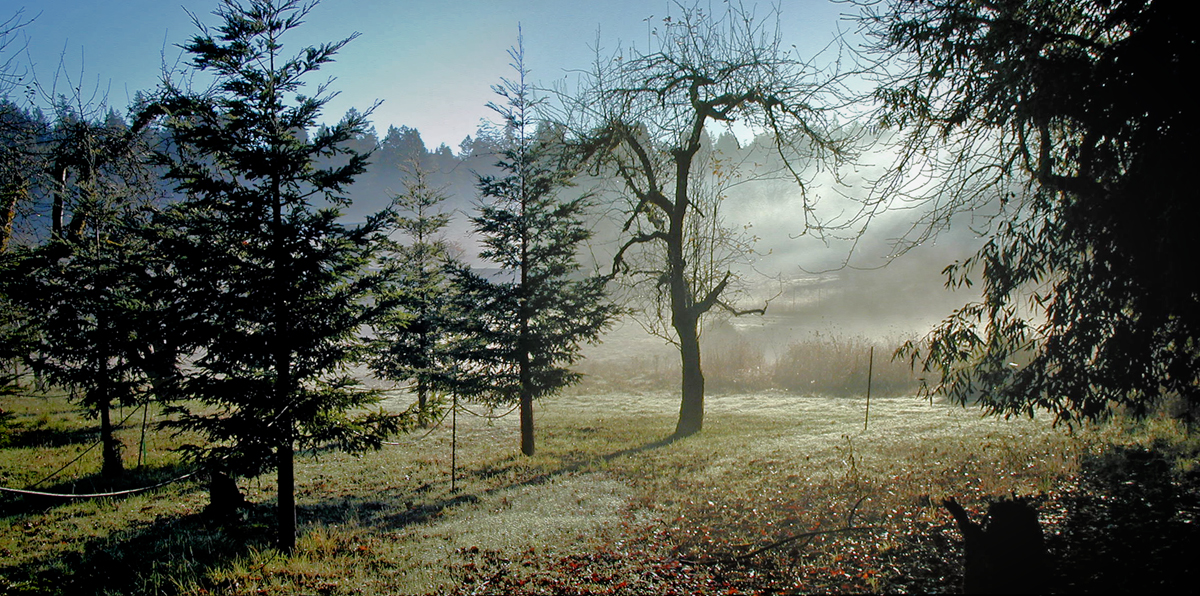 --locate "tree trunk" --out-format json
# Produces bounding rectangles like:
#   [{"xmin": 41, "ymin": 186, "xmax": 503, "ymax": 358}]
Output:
[
  {"xmin": 518, "ymin": 177, "xmax": 534, "ymax": 456},
  {"xmin": 97, "ymin": 317, "xmax": 123, "ymax": 478},
  {"xmin": 417, "ymin": 381, "xmax": 428, "ymax": 428},
  {"xmin": 519, "ymin": 334, "xmax": 535, "ymax": 456},
  {"xmin": 417, "ymin": 325, "xmax": 429, "ymax": 427},
  {"xmin": 517, "ymin": 310, "xmax": 535, "ymax": 454},
  {"xmin": 0, "ymin": 180, "xmax": 22, "ymax": 253},
  {"xmin": 669, "ymin": 135, "xmax": 706, "ymax": 439},
  {"xmin": 520, "ymin": 388, "xmax": 535, "ymax": 456},
  {"xmin": 270, "ymin": 153, "xmax": 296, "ymax": 552},
  {"xmin": 674, "ymin": 316, "xmax": 704, "ymax": 437},
  {"xmin": 51, "ymin": 165, "xmax": 68, "ymax": 240},
  {"xmin": 98, "ymin": 393, "xmax": 124, "ymax": 478},
  {"xmin": 277, "ymin": 439, "xmax": 296, "ymax": 552}
]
